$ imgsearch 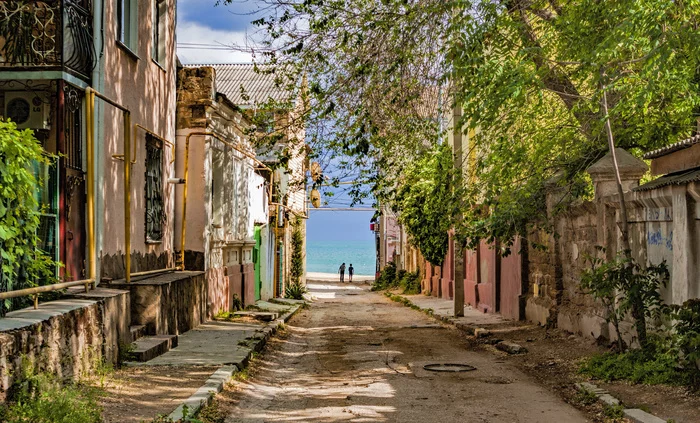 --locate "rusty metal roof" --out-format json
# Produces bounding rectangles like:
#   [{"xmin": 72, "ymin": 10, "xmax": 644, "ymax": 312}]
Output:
[
  {"xmin": 643, "ymin": 134, "xmax": 700, "ymax": 159},
  {"xmin": 634, "ymin": 166, "xmax": 700, "ymax": 191},
  {"xmin": 186, "ymin": 63, "xmax": 294, "ymax": 107}
]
